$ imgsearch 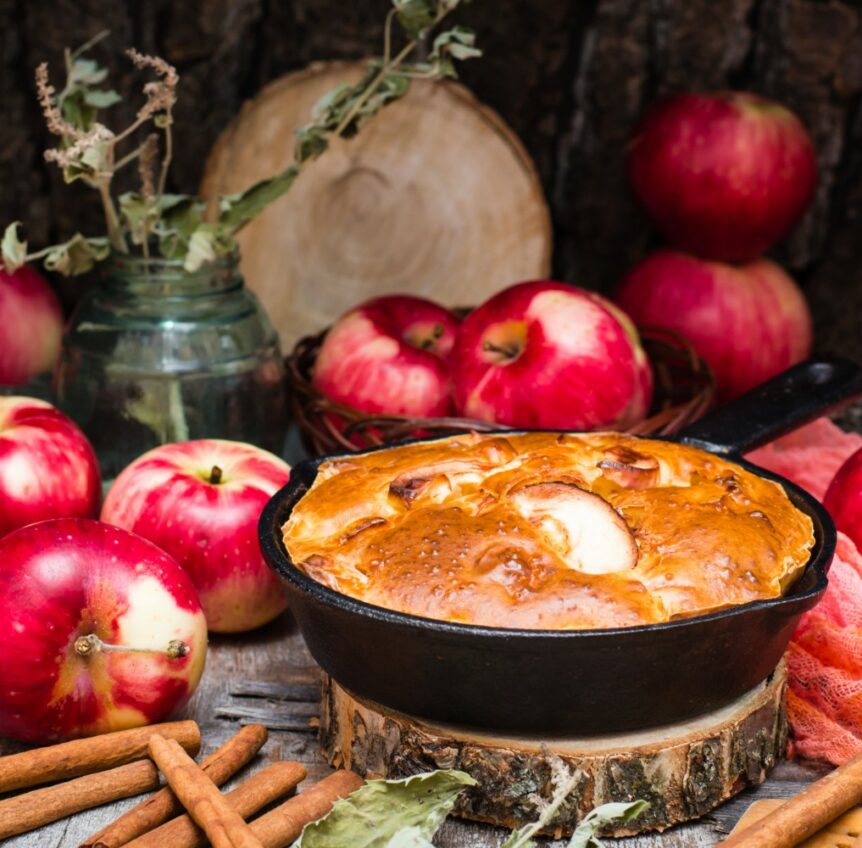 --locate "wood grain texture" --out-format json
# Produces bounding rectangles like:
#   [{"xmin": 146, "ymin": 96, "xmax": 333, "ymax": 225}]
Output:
[
  {"xmin": 0, "ymin": 615, "xmax": 830, "ymax": 847},
  {"xmin": 320, "ymin": 668, "xmax": 788, "ymax": 836}
]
